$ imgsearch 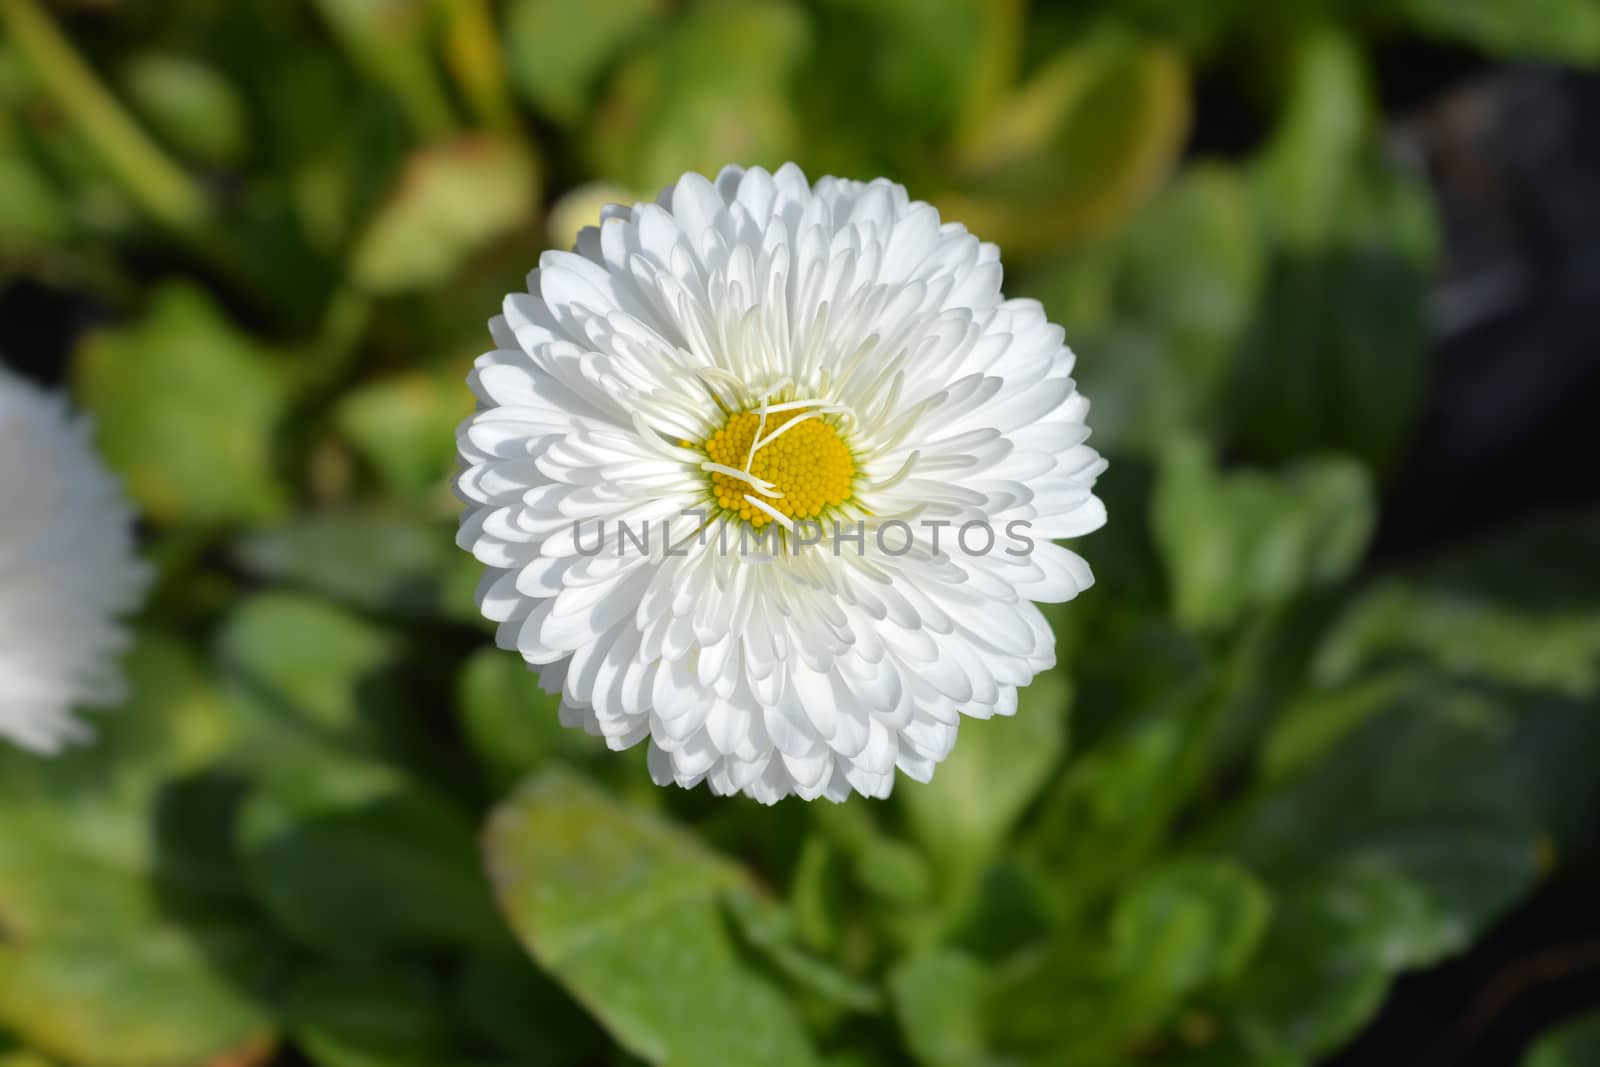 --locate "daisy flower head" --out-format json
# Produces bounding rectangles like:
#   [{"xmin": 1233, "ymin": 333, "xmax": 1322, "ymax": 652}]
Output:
[
  {"xmin": 456, "ymin": 164, "xmax": 1106, "ymax": 803},
  {"xmin": 0, "ymin": 367, "xmax": 147, "ymax": 754}
]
